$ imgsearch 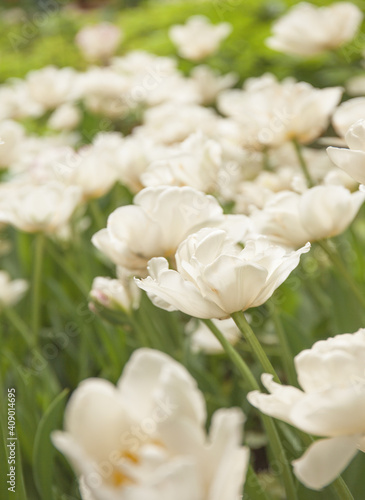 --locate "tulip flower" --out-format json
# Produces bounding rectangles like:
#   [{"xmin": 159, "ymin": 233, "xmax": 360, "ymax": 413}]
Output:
[
  {"xmin": 137, "ymin": 228, "xmax": 310, "ymax": 319},
  {"xmin": 248, "ymin": 329, "xmax": 365, "ymax": 490},
  {"xmin": 53, "ymin": 348, "xmax": 249, "ymax": 500}
]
